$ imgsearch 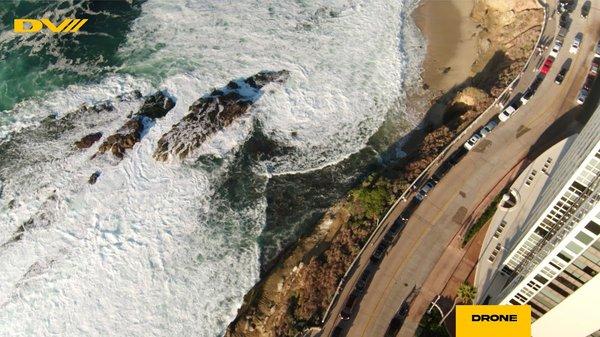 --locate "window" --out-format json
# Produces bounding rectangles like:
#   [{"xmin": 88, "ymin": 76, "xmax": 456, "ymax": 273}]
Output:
[
  {"xmin": 576, "ymin": 231, "xmax": 593, "ymax": 245},
  {"xmin": 534, "ymin": 274, "xmax": 549, "ymax": 284},
  {"xmin": 567, "ymin": 241, "xmax": 583, "ymax": 254},
  {"xmin": 585, "ymin": 220, "xmax": 600, "ymax": 235},
  {"xmin": 558, "ymin": 252, "xmax": 572, "ymax": 263},
  {"xmin": 583, "ymin": 266, "xmax": 597, "ymax": 277}
]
